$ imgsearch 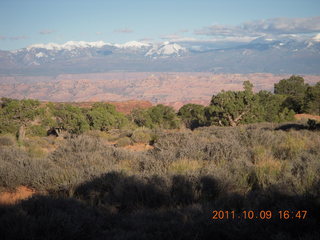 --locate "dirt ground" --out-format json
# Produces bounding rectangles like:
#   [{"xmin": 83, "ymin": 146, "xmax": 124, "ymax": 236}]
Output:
[
  {"xmin": 295, "ymin": 114, "xmax": 320, "ymax": 121},
  {"xmin": 123, "ymin": 143, "xmax": 154, "ymax": 151},
  {"xmin": 0, "ymin": 186, "xmax": 36, "ymax": 205}
]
